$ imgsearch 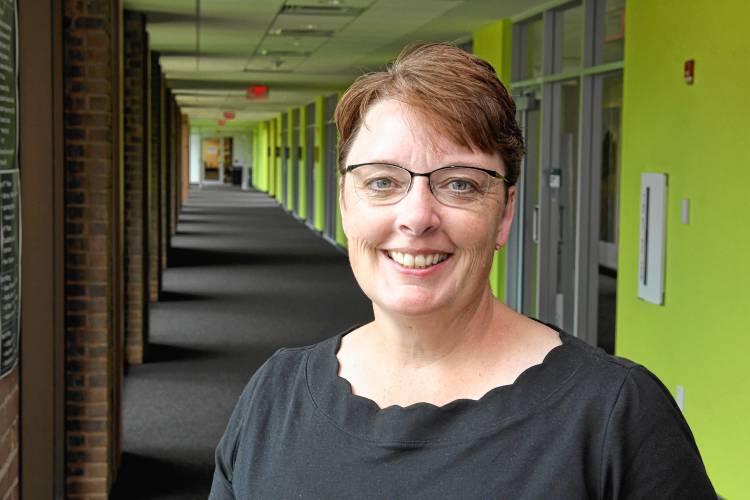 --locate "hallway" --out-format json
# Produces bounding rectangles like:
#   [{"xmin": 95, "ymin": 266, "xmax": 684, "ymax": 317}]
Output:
[{"xmin": 111, "ymin": 186, "xmax": 373, "ymax": 499}]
